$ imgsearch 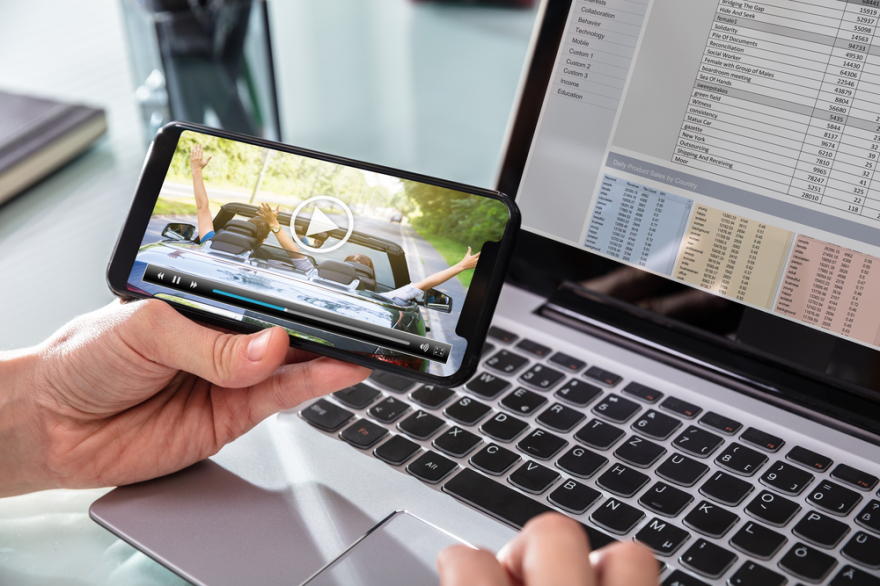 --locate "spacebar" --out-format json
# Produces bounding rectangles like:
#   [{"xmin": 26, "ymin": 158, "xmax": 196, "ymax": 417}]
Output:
[{"xmin": 443, "ymin": 468, "xmax": 616, "ymax": 550}]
